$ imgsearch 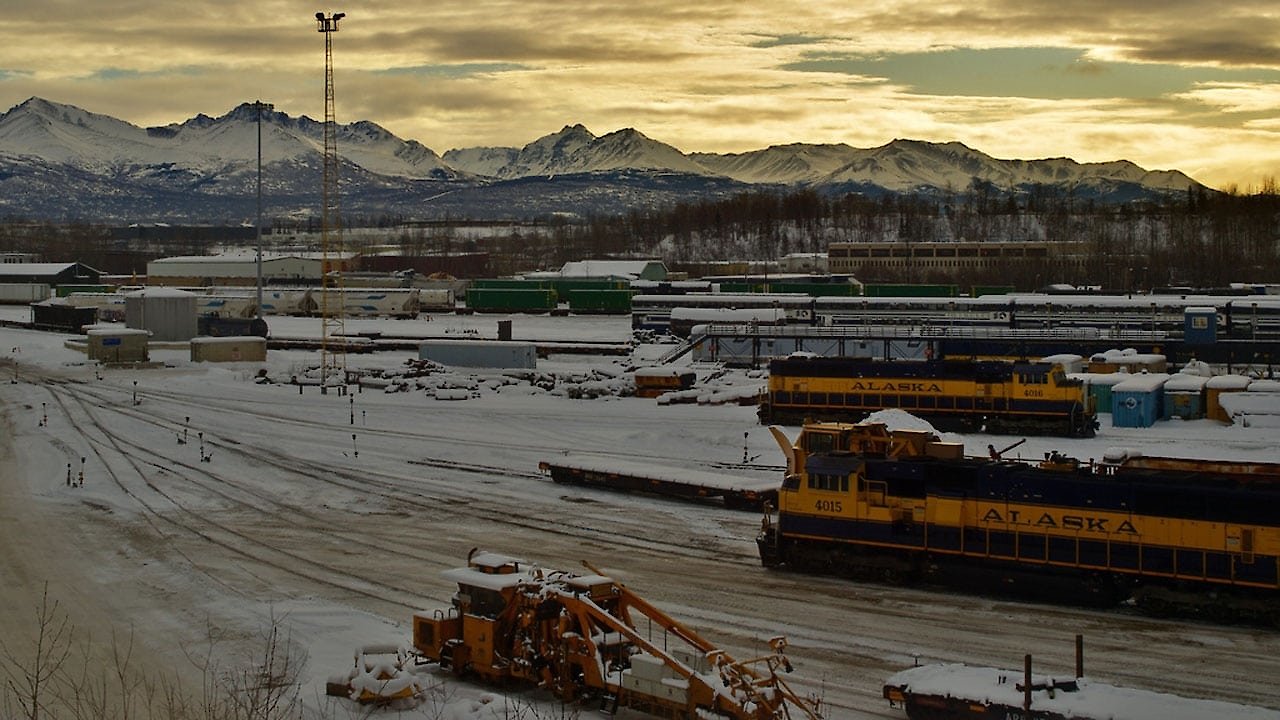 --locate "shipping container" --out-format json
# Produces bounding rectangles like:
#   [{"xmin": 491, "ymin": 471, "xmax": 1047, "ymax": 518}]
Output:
[
  {"xmin": 419, "ymin": 340, "xmax": 536, "ymax": 369},
  {"xmin": 1163, "ymin": 373, "xmax": 1210, "ymax": 420},
  {"xmin": 1111, "ymin": 373, "xmax": 1170, "ymax": 427},
  {"xmin": 55, "ymin": 284, "xmax": 111, "ymax": 297},
  {"xmin": 30, "ymin": 300, "xmax": 97, "ymax": 333},
  {"xmin": 191, "ymin": 336, "xmax": 267, "ymax": 363},
  {"xmin": 567, "ymin": 289, "xmax": 633, "ymax": 314},
  {"xmin": 0, "ymin": 283, "xmax": 51, "ymax": 304},
  {"xmin": 87, "ymin": 328, "xmax": 150, "ymax": 363},
  {"xmin": 863, "ymin": 283, "xmax": 959, "ymax": 298},
  {"xmin": 465, "ymin": 288, "xmax": 557, "ymax": 312}
]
